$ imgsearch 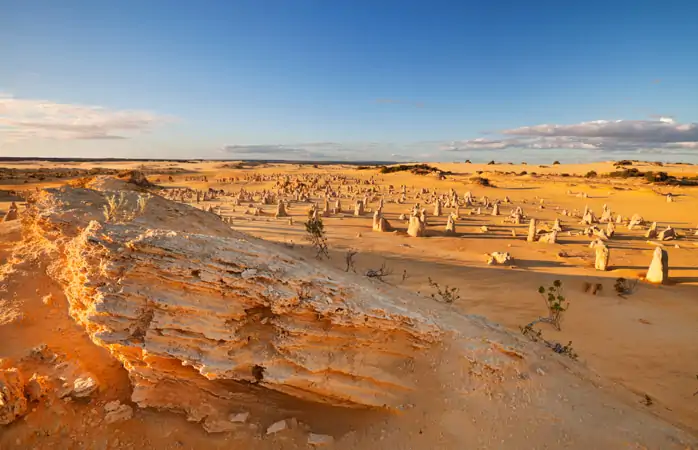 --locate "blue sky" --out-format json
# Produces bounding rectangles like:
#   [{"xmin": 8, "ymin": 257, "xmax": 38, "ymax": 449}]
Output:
[{"xmin": 1, "ymin": 0, "xmax": 697, "ymax": 162}]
